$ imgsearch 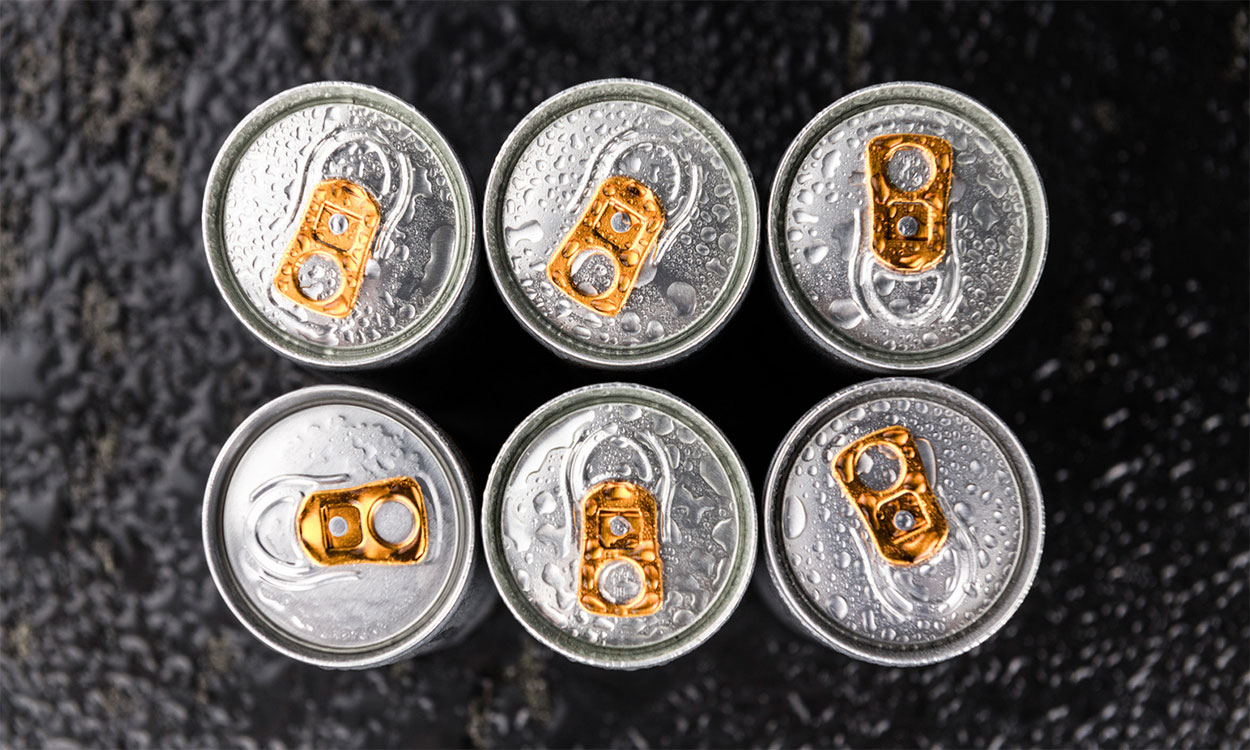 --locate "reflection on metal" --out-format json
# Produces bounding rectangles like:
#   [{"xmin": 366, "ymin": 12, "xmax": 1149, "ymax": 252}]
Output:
[
  {"xmin": 832, "ymin": 425, "xmax": 949, "ymax": 566},
  {"xmin": 867, "ymin": 134, "xmax": 954, "ymax": 274},
  {"xmin": 274, "ymin": 178, "xmax": 381, "ymax": 317},
  {"xmin": 578, "ymin": 480, "xmax": 663, "ymax": 616},
  {"xmin": 548, "ymin": 176, "xmax": 666, "ymax": 316},
  {"xmin": 296, "ymin": 476, "xmax": 428, "ymax": 566}
]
